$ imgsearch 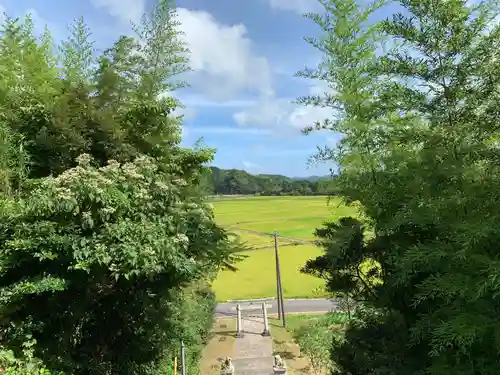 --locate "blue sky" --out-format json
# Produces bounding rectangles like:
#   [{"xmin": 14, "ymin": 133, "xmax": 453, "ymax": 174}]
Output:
[{"xmin": 0, "ymin": 0, "xmax": 362, "ymax": 177}]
